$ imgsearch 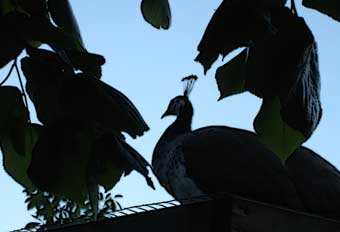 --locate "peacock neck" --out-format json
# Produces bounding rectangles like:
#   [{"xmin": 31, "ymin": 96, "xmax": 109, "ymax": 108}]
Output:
[
  {"xmin": 166, "ymin": 110, "xmax": 193, "ymax": 140},
  {"xmin": 153, "ymin": 107, "xmax": 193, "ymax": 160}
]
